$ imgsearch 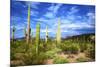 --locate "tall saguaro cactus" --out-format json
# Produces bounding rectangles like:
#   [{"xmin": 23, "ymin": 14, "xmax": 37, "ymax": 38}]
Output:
[
  {"xmin": 56, "ymin": 19, "xmax": 61, "ymax": 45},
  {"xmin": 36, "ymin": 22, "xmax": 40, "ymax": 54},
  {"xmin": 12, "ymin": 26, "xmax": 16, "ymax": 44},
  {"xmin": 24, "ymin": 27, "xmax": 27, "ymax": 41},
  {"xmin": 26, "ymin": 4, "xmax": 31, "ymax": 44},
  {"xmin": 45, "ymin": 26, "xmax": 48, "ymax": 43}
]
